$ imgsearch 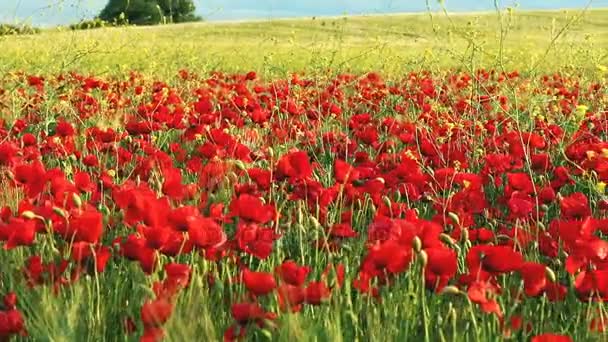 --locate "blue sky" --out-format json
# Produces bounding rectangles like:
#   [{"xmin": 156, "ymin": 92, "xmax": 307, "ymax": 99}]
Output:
[{"xmin": 2, "ymin": 0, "xmax": 608, "ymax": 26}]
